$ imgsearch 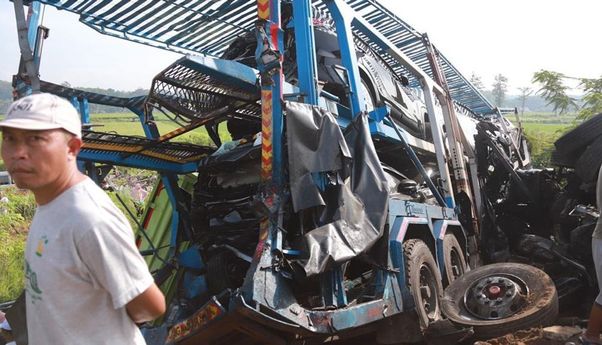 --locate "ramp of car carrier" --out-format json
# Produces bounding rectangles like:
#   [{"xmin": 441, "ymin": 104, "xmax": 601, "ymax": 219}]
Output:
[
  {"xmin": 29, "ymin": 0, "xmax": 493, "ymax": 115},
  {"xmin": 79, "ymin": 131, "xmax": 214, "ymax": 173}
]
